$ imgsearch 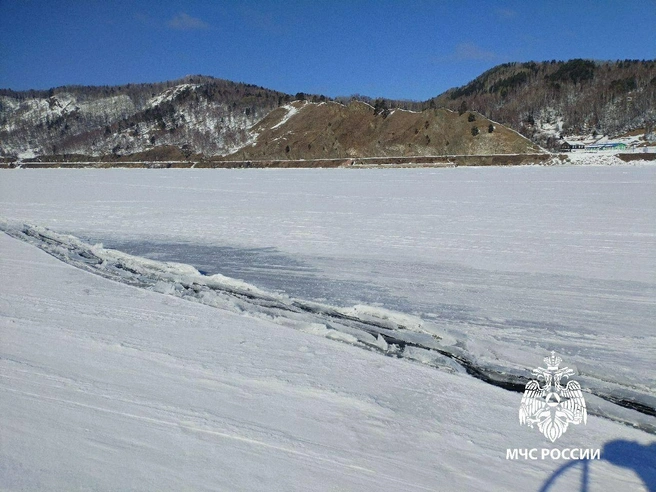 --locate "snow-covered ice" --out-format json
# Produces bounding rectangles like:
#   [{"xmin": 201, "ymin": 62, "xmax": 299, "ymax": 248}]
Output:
[
  {"xmin": 1, "ymin": 165, "xmax": 655, "ymax": 490},
  {"xmin": 2, "ymin": 233, "xmax": 654, "ymax": 491}
]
